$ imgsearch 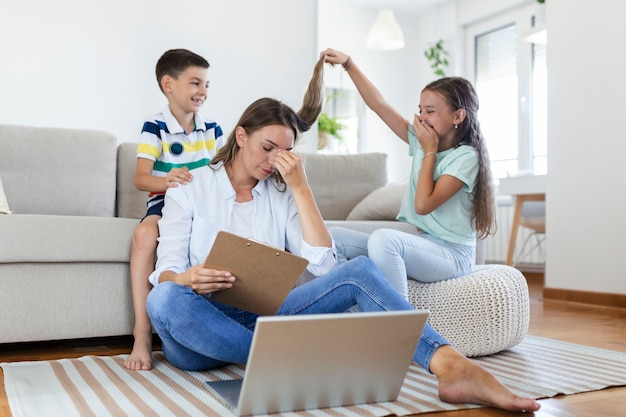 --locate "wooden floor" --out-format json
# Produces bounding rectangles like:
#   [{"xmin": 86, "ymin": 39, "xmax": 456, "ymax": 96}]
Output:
[{"xmin": 1, "ymin": 272, "xmax": 625, "ymax": 417}]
